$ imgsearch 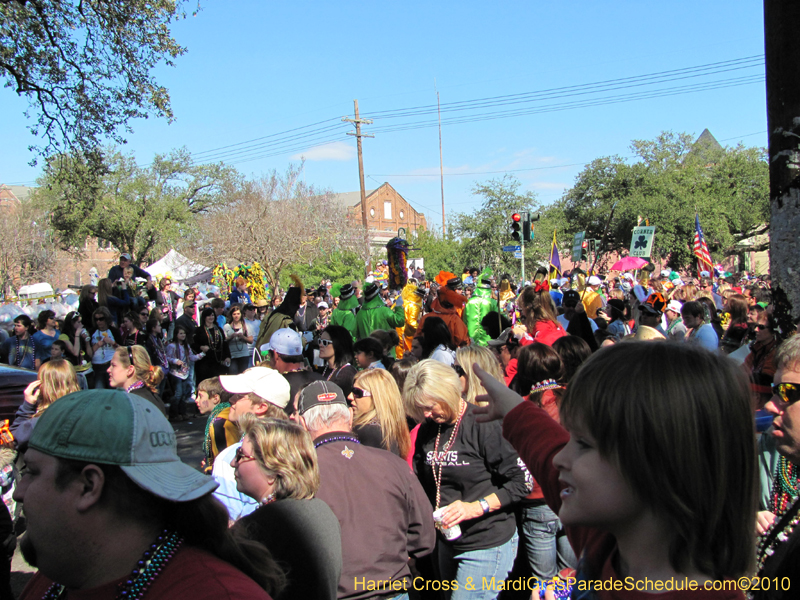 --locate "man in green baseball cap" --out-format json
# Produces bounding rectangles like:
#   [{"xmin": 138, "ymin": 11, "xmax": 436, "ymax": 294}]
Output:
[{"xmin": 14, "ymin": 390, "xmax": 283, "ymax": 600}]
